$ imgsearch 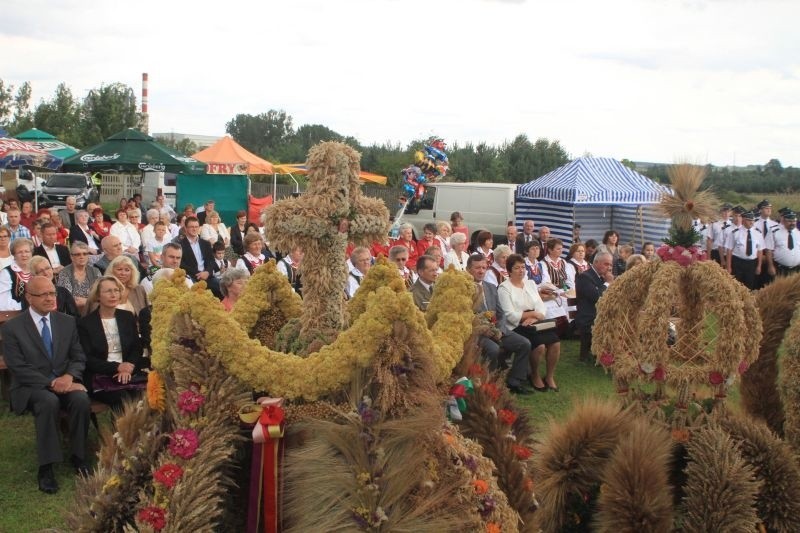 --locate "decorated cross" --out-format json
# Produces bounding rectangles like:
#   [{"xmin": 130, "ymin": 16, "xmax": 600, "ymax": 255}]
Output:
[{"xmin": 263, "ymin": 142, "xmax": 390, "ymax": 350}]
